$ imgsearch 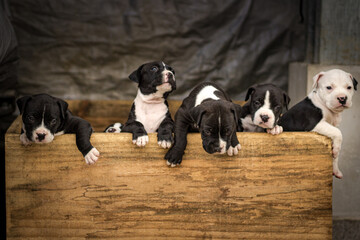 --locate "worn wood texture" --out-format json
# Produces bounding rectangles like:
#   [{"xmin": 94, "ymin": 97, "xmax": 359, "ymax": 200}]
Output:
[{"xmin": 6, "ymin": 101, "xmax": 333, "ymax": 239}]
